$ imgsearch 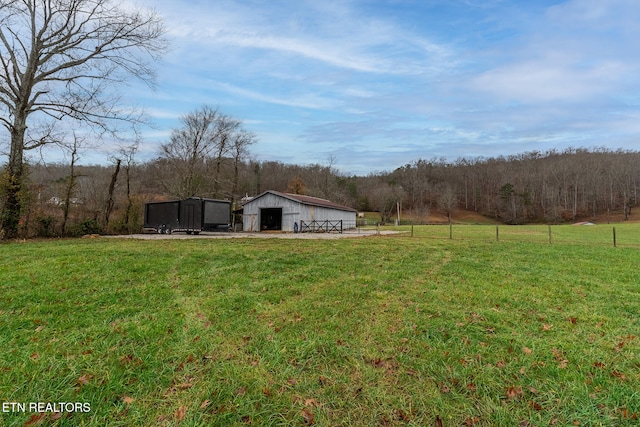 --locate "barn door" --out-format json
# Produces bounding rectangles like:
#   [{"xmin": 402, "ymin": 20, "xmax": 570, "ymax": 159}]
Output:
[{"xmin": 260, "ymin": 208, "xmax": 282, "ymax": 230}]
